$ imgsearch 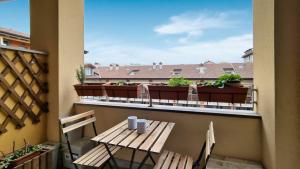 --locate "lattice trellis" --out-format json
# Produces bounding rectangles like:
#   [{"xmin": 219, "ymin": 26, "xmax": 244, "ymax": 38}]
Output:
[{"xmin": 0, "ymin": 46, "xmax": 48, "ymax": 134}]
